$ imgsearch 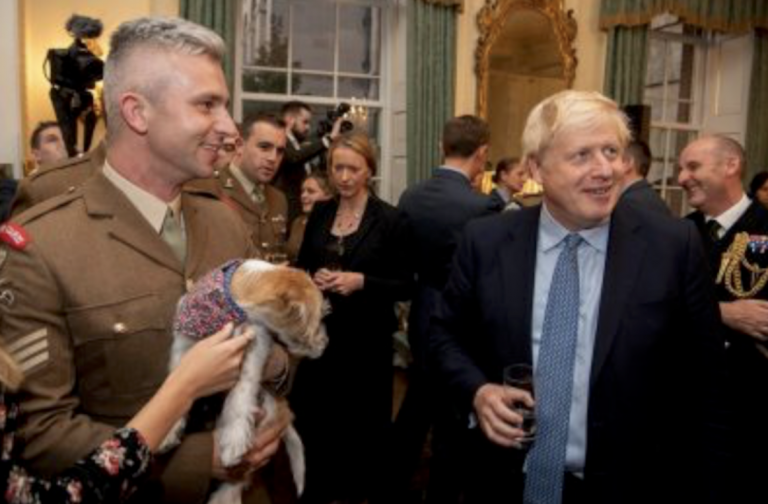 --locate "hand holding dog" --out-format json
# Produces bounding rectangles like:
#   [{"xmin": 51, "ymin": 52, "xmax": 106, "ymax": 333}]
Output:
[
  {"xmin": 313, "ymin": 268, "xmax": 364, "ymax": 296},
  {"xmin": 170, "ymin": 322, "xmax": 255, "ymax": 399},
  {"xmin": 213, "ymin": 397, "xmax": 294, "ymax": 481}
]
